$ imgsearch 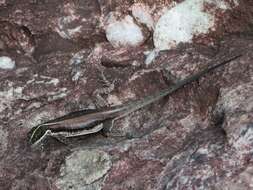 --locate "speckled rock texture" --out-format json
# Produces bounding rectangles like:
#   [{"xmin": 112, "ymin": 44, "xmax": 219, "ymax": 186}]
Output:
[{"xmin": 0, "ymin": 1, "xmax": 253, "ymax": 190}]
